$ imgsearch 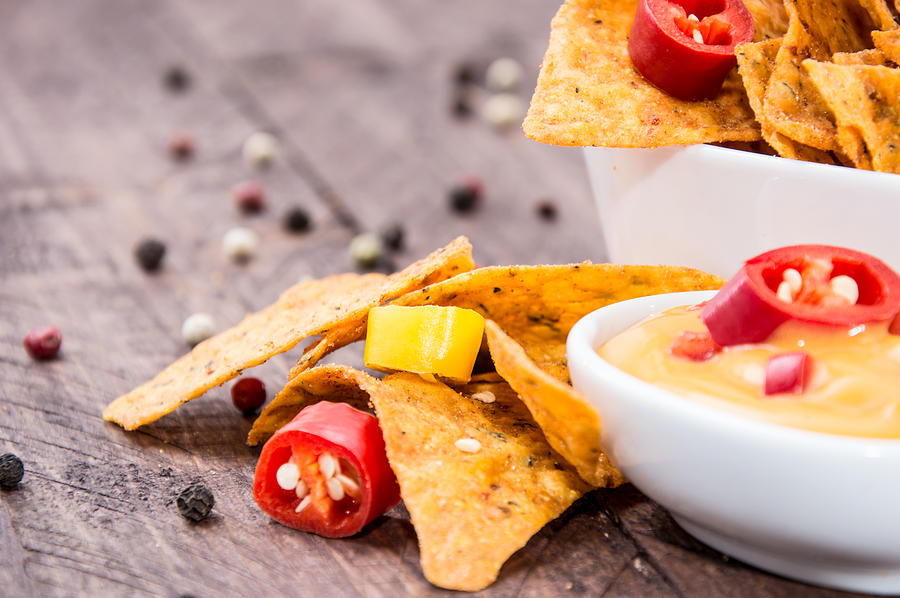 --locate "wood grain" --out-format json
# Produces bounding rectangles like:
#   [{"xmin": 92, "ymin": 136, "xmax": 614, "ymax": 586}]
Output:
[{"xmin": 0, "ymin": 1, "xmax": 878, "ymax": 597}]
